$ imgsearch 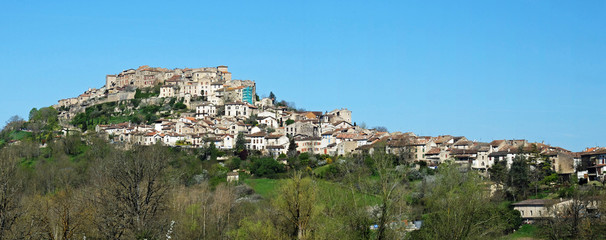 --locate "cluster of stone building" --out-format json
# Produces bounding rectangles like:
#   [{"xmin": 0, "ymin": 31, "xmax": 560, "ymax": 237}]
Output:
[
  {"xmin": 55, "ymin": 65, "xmax": 606, "ymax": 184},
  {"xmin": 95, "ymin": 106, "xmax": 357, "ymax": 156},
  {"xmin": 54, "ymin": 65, "xmax": 255, "ymax": 121}
]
